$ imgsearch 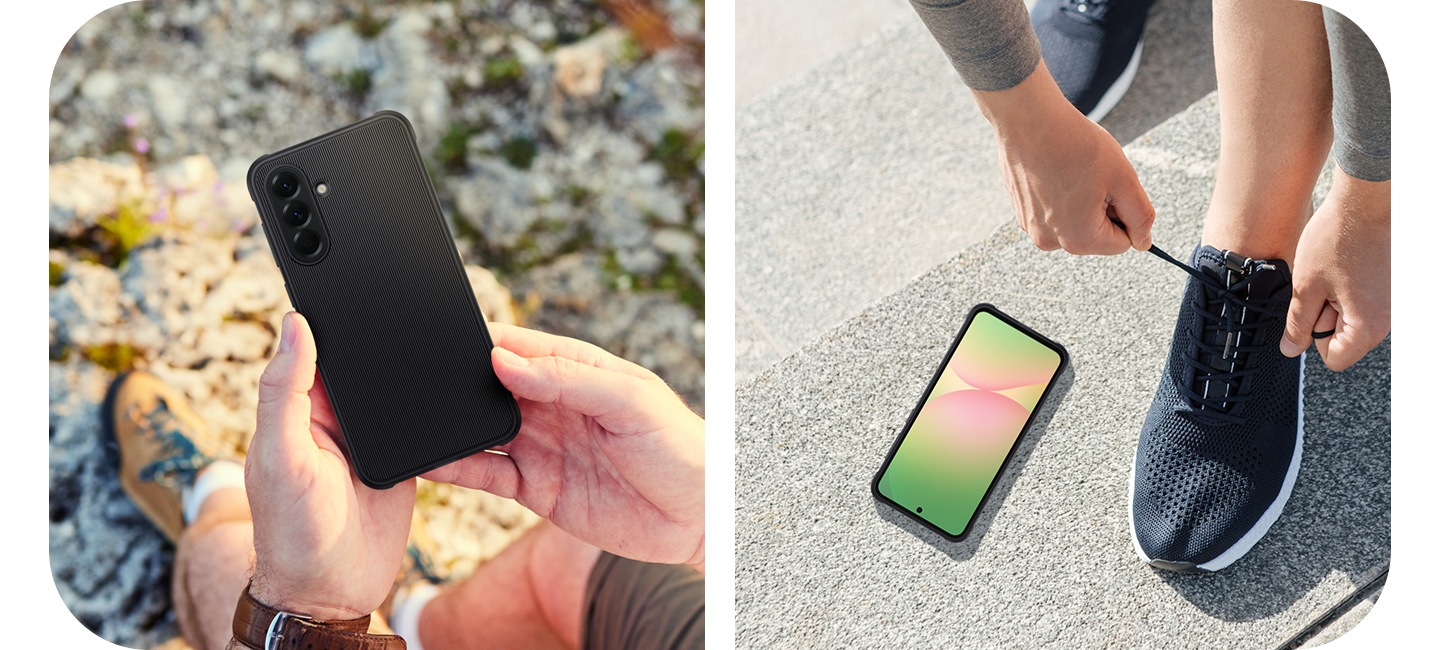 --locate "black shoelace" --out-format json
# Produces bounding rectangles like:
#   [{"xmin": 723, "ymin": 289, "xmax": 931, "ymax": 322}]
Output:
[{"xmin": 1147, "ymin": 244, "xmax": 1287, "ymax": 424}]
